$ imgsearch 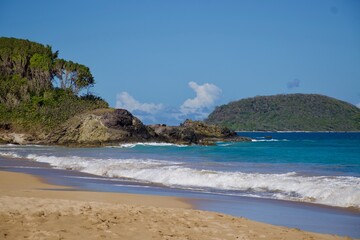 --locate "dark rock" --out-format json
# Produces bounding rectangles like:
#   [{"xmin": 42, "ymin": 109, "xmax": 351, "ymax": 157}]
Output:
[
  {"xmin": 0, "ymin": 123, "xmax": 12, "ymax": 131},
  {"xmin": 101, "ymin": 109, "xmax": 154, "ymax": 140},
  {"xmin": 149, "ymin": 119, "xmax": 251, "ymax": 145}
]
